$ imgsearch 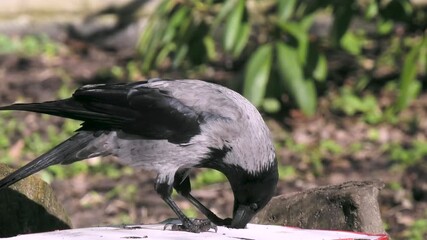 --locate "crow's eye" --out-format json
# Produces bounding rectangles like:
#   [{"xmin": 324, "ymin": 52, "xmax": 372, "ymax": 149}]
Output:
[{"xmin": 250, "ymin": 203, "xmax": 258, "ymax": 211}]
